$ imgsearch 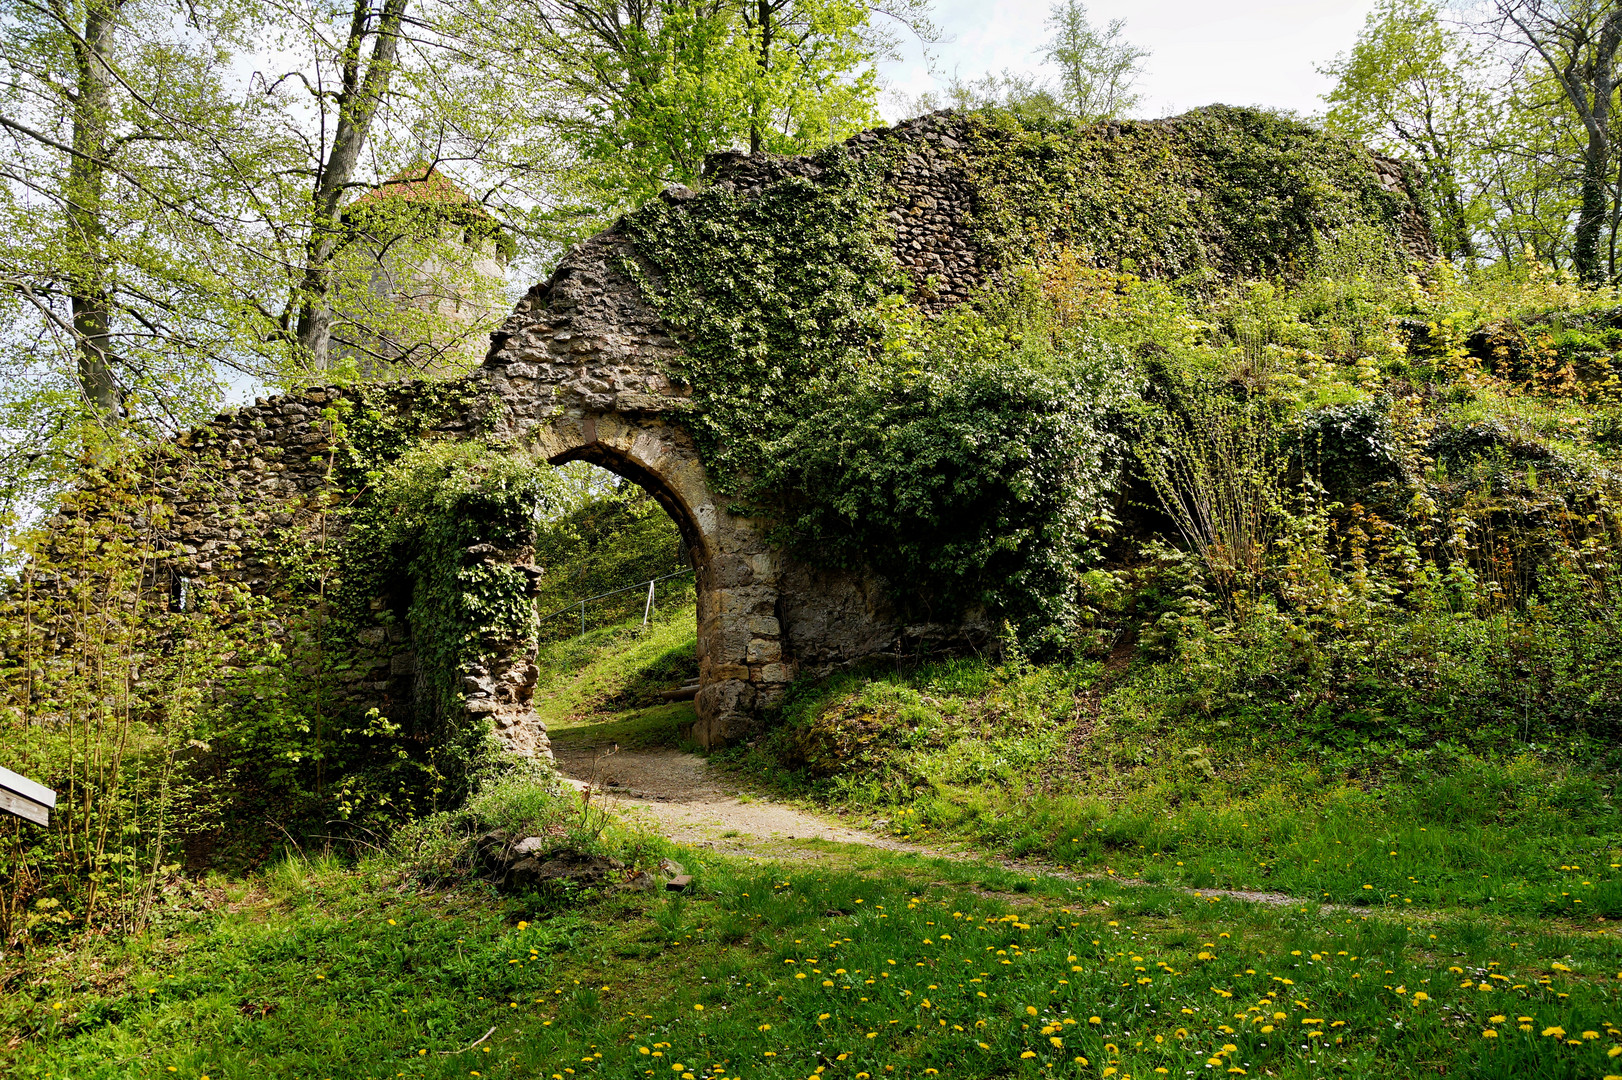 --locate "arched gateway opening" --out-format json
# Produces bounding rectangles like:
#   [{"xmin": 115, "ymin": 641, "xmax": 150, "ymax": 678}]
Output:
[{"xmin": 518, "ymin": 409, "xmax": 791, "ymax": 751}]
